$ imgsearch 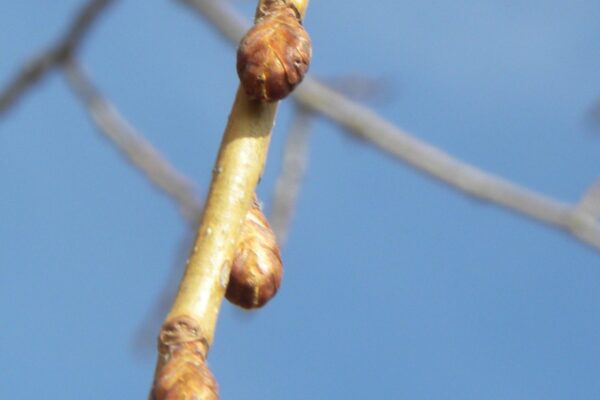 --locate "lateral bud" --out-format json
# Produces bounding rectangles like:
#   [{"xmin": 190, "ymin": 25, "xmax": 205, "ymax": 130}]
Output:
[{"xmin": 226, "ymin": 198, "xmax": 283, "ymax": 309}]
